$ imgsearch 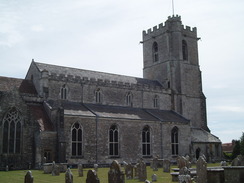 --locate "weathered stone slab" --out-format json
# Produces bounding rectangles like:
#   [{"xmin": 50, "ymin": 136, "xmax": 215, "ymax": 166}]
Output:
[
  {"xmin": 65, "ymin": 168, "xmax": 73, "ymax": 183},
  {"xmin": 138, "ymin": 159, "xmax": 147, "ymax": 182},
  {"xmin": 86, "ymin": 169, "xmax": 100, "ymax": 183},
  {"xmin": 125, "ymin": 163, "xmax": 133, "ymax": 179},
  {"xmin": 108, "ymin": 160, "xmax": 125, "ymax": 183},
  {"xmin": 25, "ymin": 171, "xmax": 34, "ymax": 183},
  {"xmin": 163, "ymin": 159, "xmax": 171, "ymax": 172},
  {"xmin": 223, "ymin": 166, "xmax": 244, "ymax": 183},
  {"xmin": 78, "ymin": 163, "xmax": 83, "ymax": 177},
  {"xmin": 196, "ymin": 156, "xmax": 207, "ymax": 183}
]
